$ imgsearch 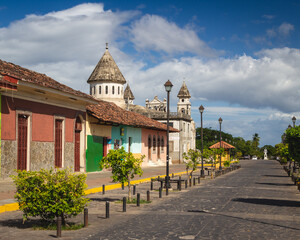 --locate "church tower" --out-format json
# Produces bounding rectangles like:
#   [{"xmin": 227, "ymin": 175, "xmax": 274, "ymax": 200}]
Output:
[
  {"xmin": 124, "ymin": 84, "xmax": 135, "ymax": 105},
  {"xmin": 177, "ymin": 81, "xmax": 191, "ymax": 116},
  {"xmin": 87, "ymin": 43, "xmax": 126, "ymax": 107}
]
